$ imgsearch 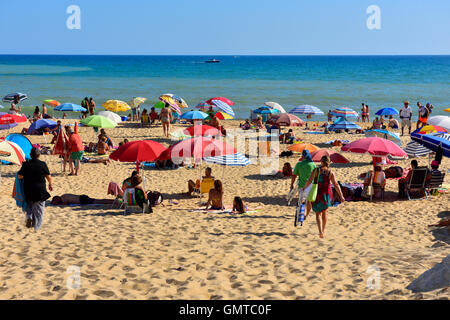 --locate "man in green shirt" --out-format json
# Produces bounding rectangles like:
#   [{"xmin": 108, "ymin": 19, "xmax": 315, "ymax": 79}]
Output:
[{"xmin": 290, "ymin": 149, "xmax": 317, "ymax": 218}]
